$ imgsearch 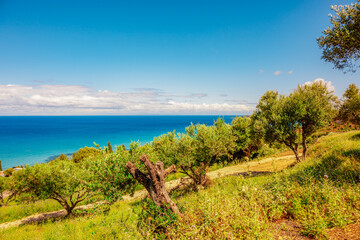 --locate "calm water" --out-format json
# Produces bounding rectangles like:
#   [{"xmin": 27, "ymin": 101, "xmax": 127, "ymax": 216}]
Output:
[{"xmin": 0, "ymin": 116, "xmax": 236, "ymax": 170}]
